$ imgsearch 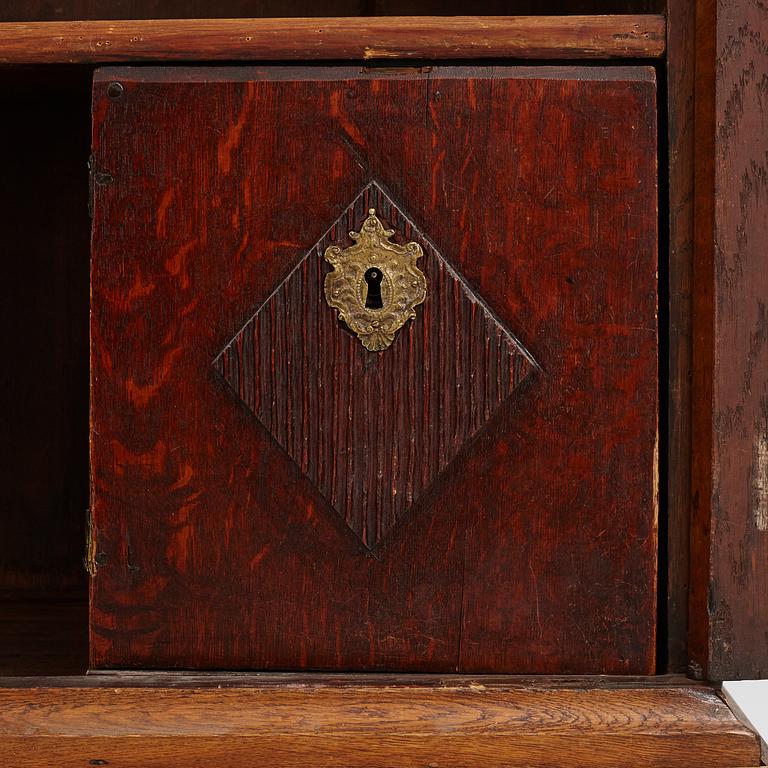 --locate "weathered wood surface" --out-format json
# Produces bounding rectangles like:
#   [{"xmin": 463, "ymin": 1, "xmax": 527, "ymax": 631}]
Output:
[
  {"xmin": 0, "ymin": 15, "xmax": 666, "ymax": 63},
  {"xmin": 689, "ymin": 0, "xmax": 768, "ymax": 680},
  {"xmin": 90, "ymin": 65, "xmax": 658, "ymax": 673},
  {"xmin": 665, "ymin": 0, "xmax": 695, "ymax": 674},
  {"xmin": 0, "ymin": 684, "xmax": 760, "ymax": 768}
]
